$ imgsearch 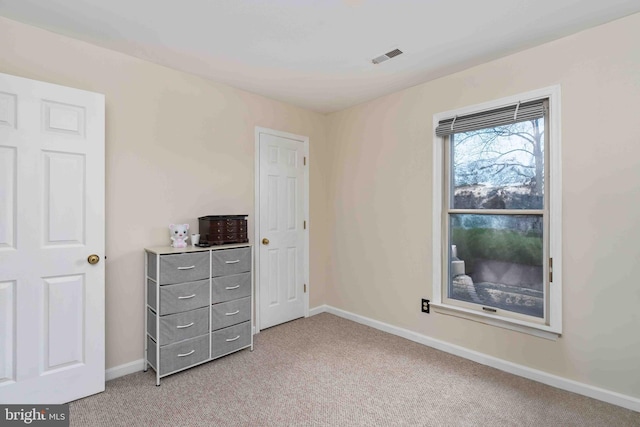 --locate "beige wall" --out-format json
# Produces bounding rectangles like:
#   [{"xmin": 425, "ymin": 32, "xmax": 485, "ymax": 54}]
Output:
[
  {"xmin": 326, "ymin": 13, "xmax": 640, "ymax": 399},
  {"xmin": 0, "ymin": 16, "xmax": 330, "ymax": 369},
  {"xmin": 2, "ymin": 10, "xmax": 639, "ymax": 401}
]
